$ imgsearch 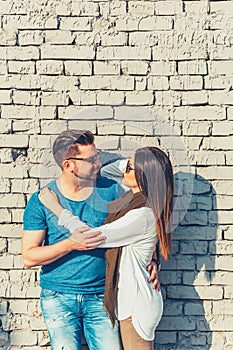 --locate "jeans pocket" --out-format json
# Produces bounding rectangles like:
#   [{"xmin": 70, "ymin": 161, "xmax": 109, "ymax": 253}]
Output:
[{"xmin": 41, "ymin": 288, "xmax": 58, "ymax": 299}]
